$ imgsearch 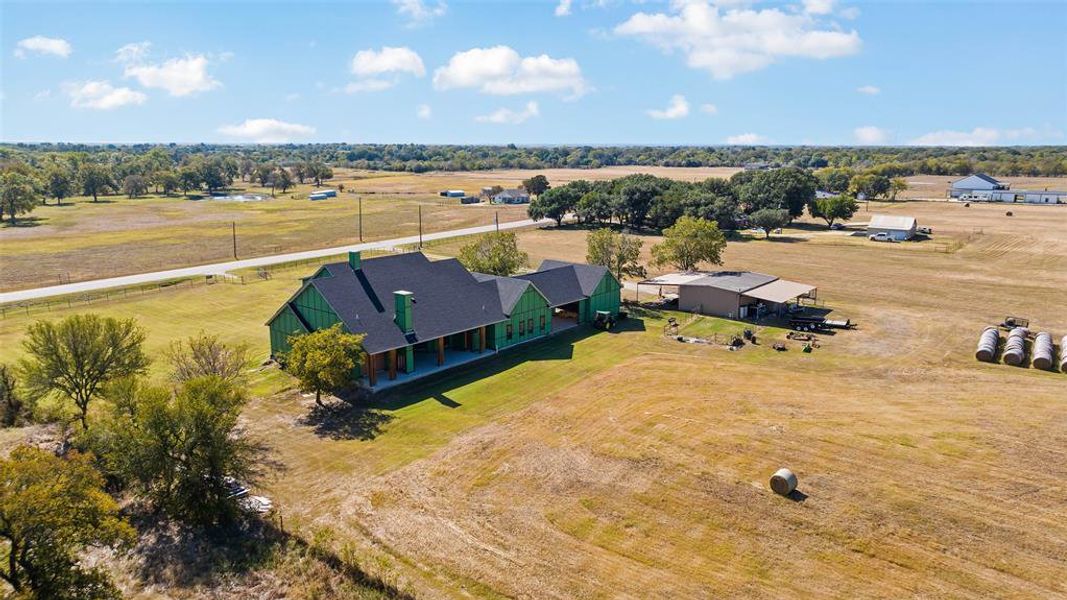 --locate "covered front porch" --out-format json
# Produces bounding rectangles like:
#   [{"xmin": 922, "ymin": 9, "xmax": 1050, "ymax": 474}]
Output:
[{"xmin": 363, "ymin": 324, "xmax": 489, "ymax": 389}]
